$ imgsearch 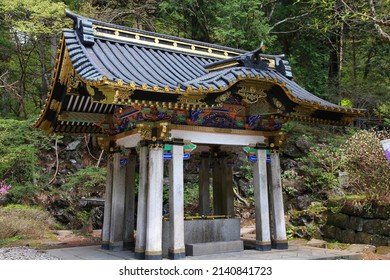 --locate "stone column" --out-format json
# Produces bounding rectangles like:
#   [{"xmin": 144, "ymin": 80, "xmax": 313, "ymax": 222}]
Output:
[
  {"xmin": 109, "ymin": 152, "xmax": 126, "ymax": 251},
  {"xmin": 168, "ymin": 140, "xmax": 185, "ymax": 259},
  {"xmin": 198, "ymin": 152, "xmax": 211, "ymax": 216},
  {"xmin": 212, "ymin": 159, "xmax": 223, "ymax": 215},
  {"xmin": 221, "ymin": 156, "xmax": 234, "ymax": 216},
  {"xmin": 269, "ymin": 150, "xmax": 288, "ymax": 249},
  {"xmin": 145, "ymin": 145, "xmax": 164, "ymax": 260},
  {"xmin": 253, "ymin": 147, "xmax": 271, "ymax": 251},
  {"xmin": 135, "ymin": 145, "xmax": 148, "ymax": 259},
  {"xmin": 124, "ymin": 151, "xmax": 136, "ymax": 250},
  {"xmin": 101, "ymin": 154, "xmax": 113, "ymax": 250}
]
